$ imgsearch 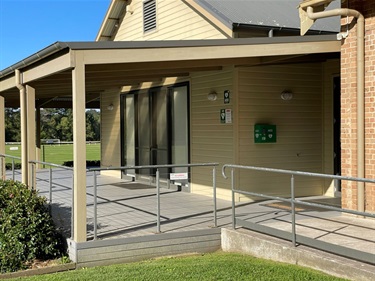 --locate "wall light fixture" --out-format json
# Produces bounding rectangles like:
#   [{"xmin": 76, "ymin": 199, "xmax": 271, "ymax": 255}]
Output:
[
  {"xmin": 207, "ymin": 91, "xmax": 218, "ymax": 101},
  {"xmin": 280, "ymin": 90, "xmax": 293, "ymax": 101}
]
